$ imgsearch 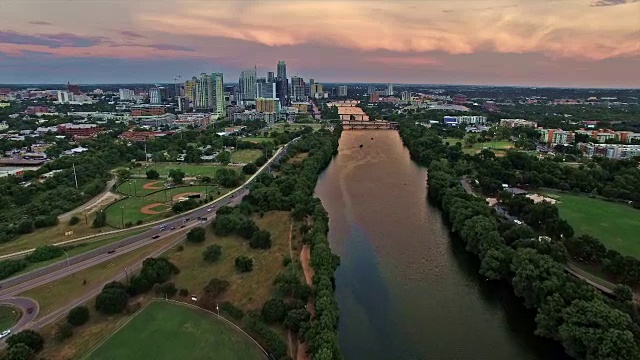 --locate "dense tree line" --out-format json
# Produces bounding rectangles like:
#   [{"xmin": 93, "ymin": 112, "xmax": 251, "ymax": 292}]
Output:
[
  {"xmin": 401, "ymin": 121, "xmax": 640, "ymax": 205},
  {"xmin": 400, "ymin": 122, "xmax": 640, "ymax": 359},
  {"xmin": 94, "ymin": 257, "xmax": 179, "ymax": 315}
]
